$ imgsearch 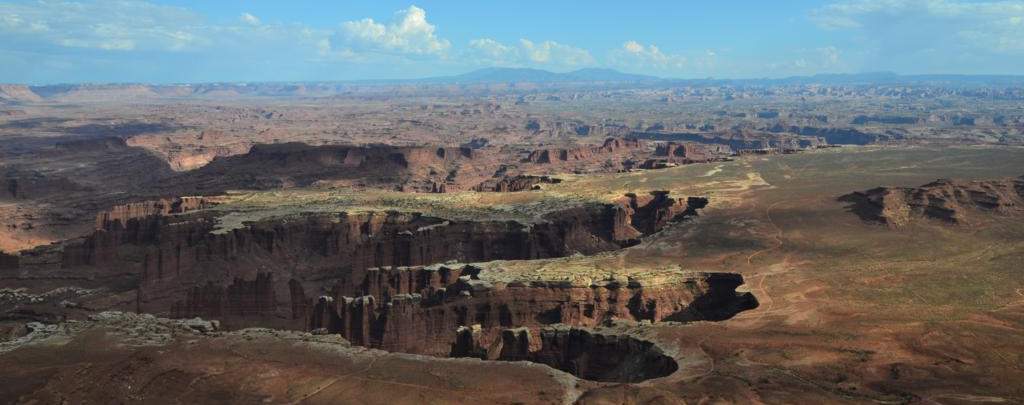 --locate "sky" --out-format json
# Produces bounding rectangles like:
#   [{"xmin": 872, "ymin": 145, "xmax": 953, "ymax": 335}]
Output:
[{"xmin": 1, "ymin": 0, "xmax": 1023, "ymax": 84}]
